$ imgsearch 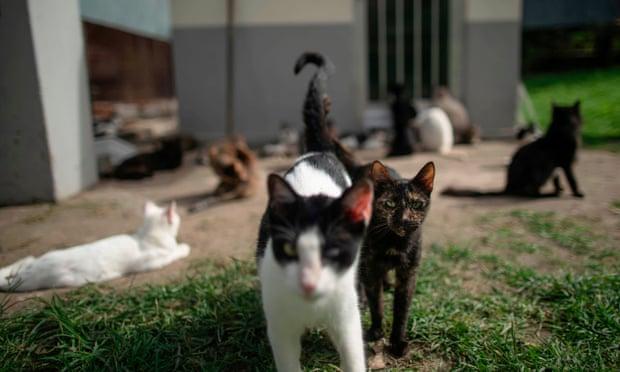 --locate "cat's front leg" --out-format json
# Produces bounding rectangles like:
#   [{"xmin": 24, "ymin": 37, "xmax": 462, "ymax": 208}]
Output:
[
  {"xmin": 266, "ymin": 321, "xmax": 303, "ymax": 372},
  {"xmin": 328, "ymin": 302, "xmax": 366, "ymax": 372},
  {"xmin": 562, "ymin": 165, "xmax": 584, "ymax": 197},
  {"xmin": 388, "ymin": 267, "xmax": 417, "ymax": 357},
  {"xmin": 361, "ymin": 266, "xmax": 385, "ymax": 341},
  {"xmin": 177, "ymin": 243, "xmax": 191, "ymax": 257}
]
